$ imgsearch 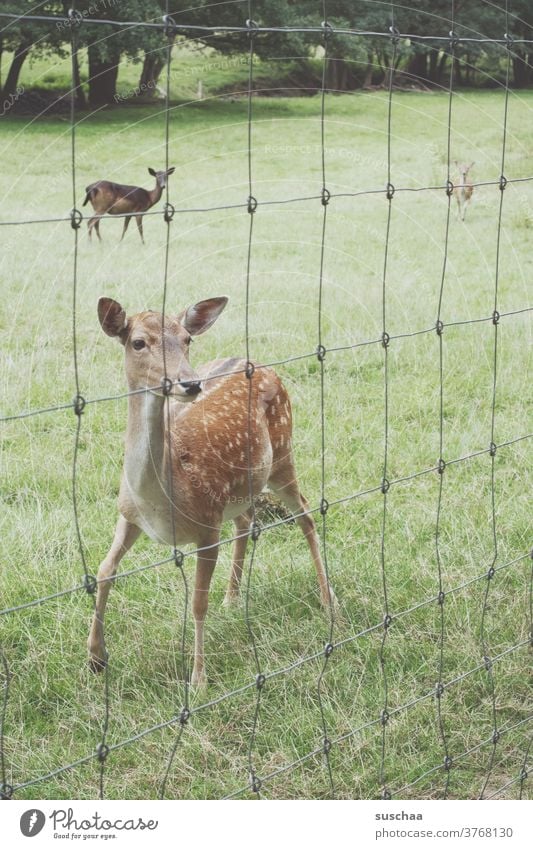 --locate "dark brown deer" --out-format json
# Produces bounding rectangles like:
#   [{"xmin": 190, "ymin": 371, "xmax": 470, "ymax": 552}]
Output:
[{"xmin": 83, "ymin": 166, "xmax": 175, "ymax": 243}]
